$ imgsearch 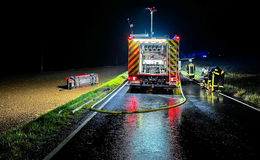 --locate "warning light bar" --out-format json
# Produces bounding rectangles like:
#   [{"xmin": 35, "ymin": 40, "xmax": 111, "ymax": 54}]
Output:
[{"xmin": 133, "ymin": 38, "xmax": 167, "ymax": 43}]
